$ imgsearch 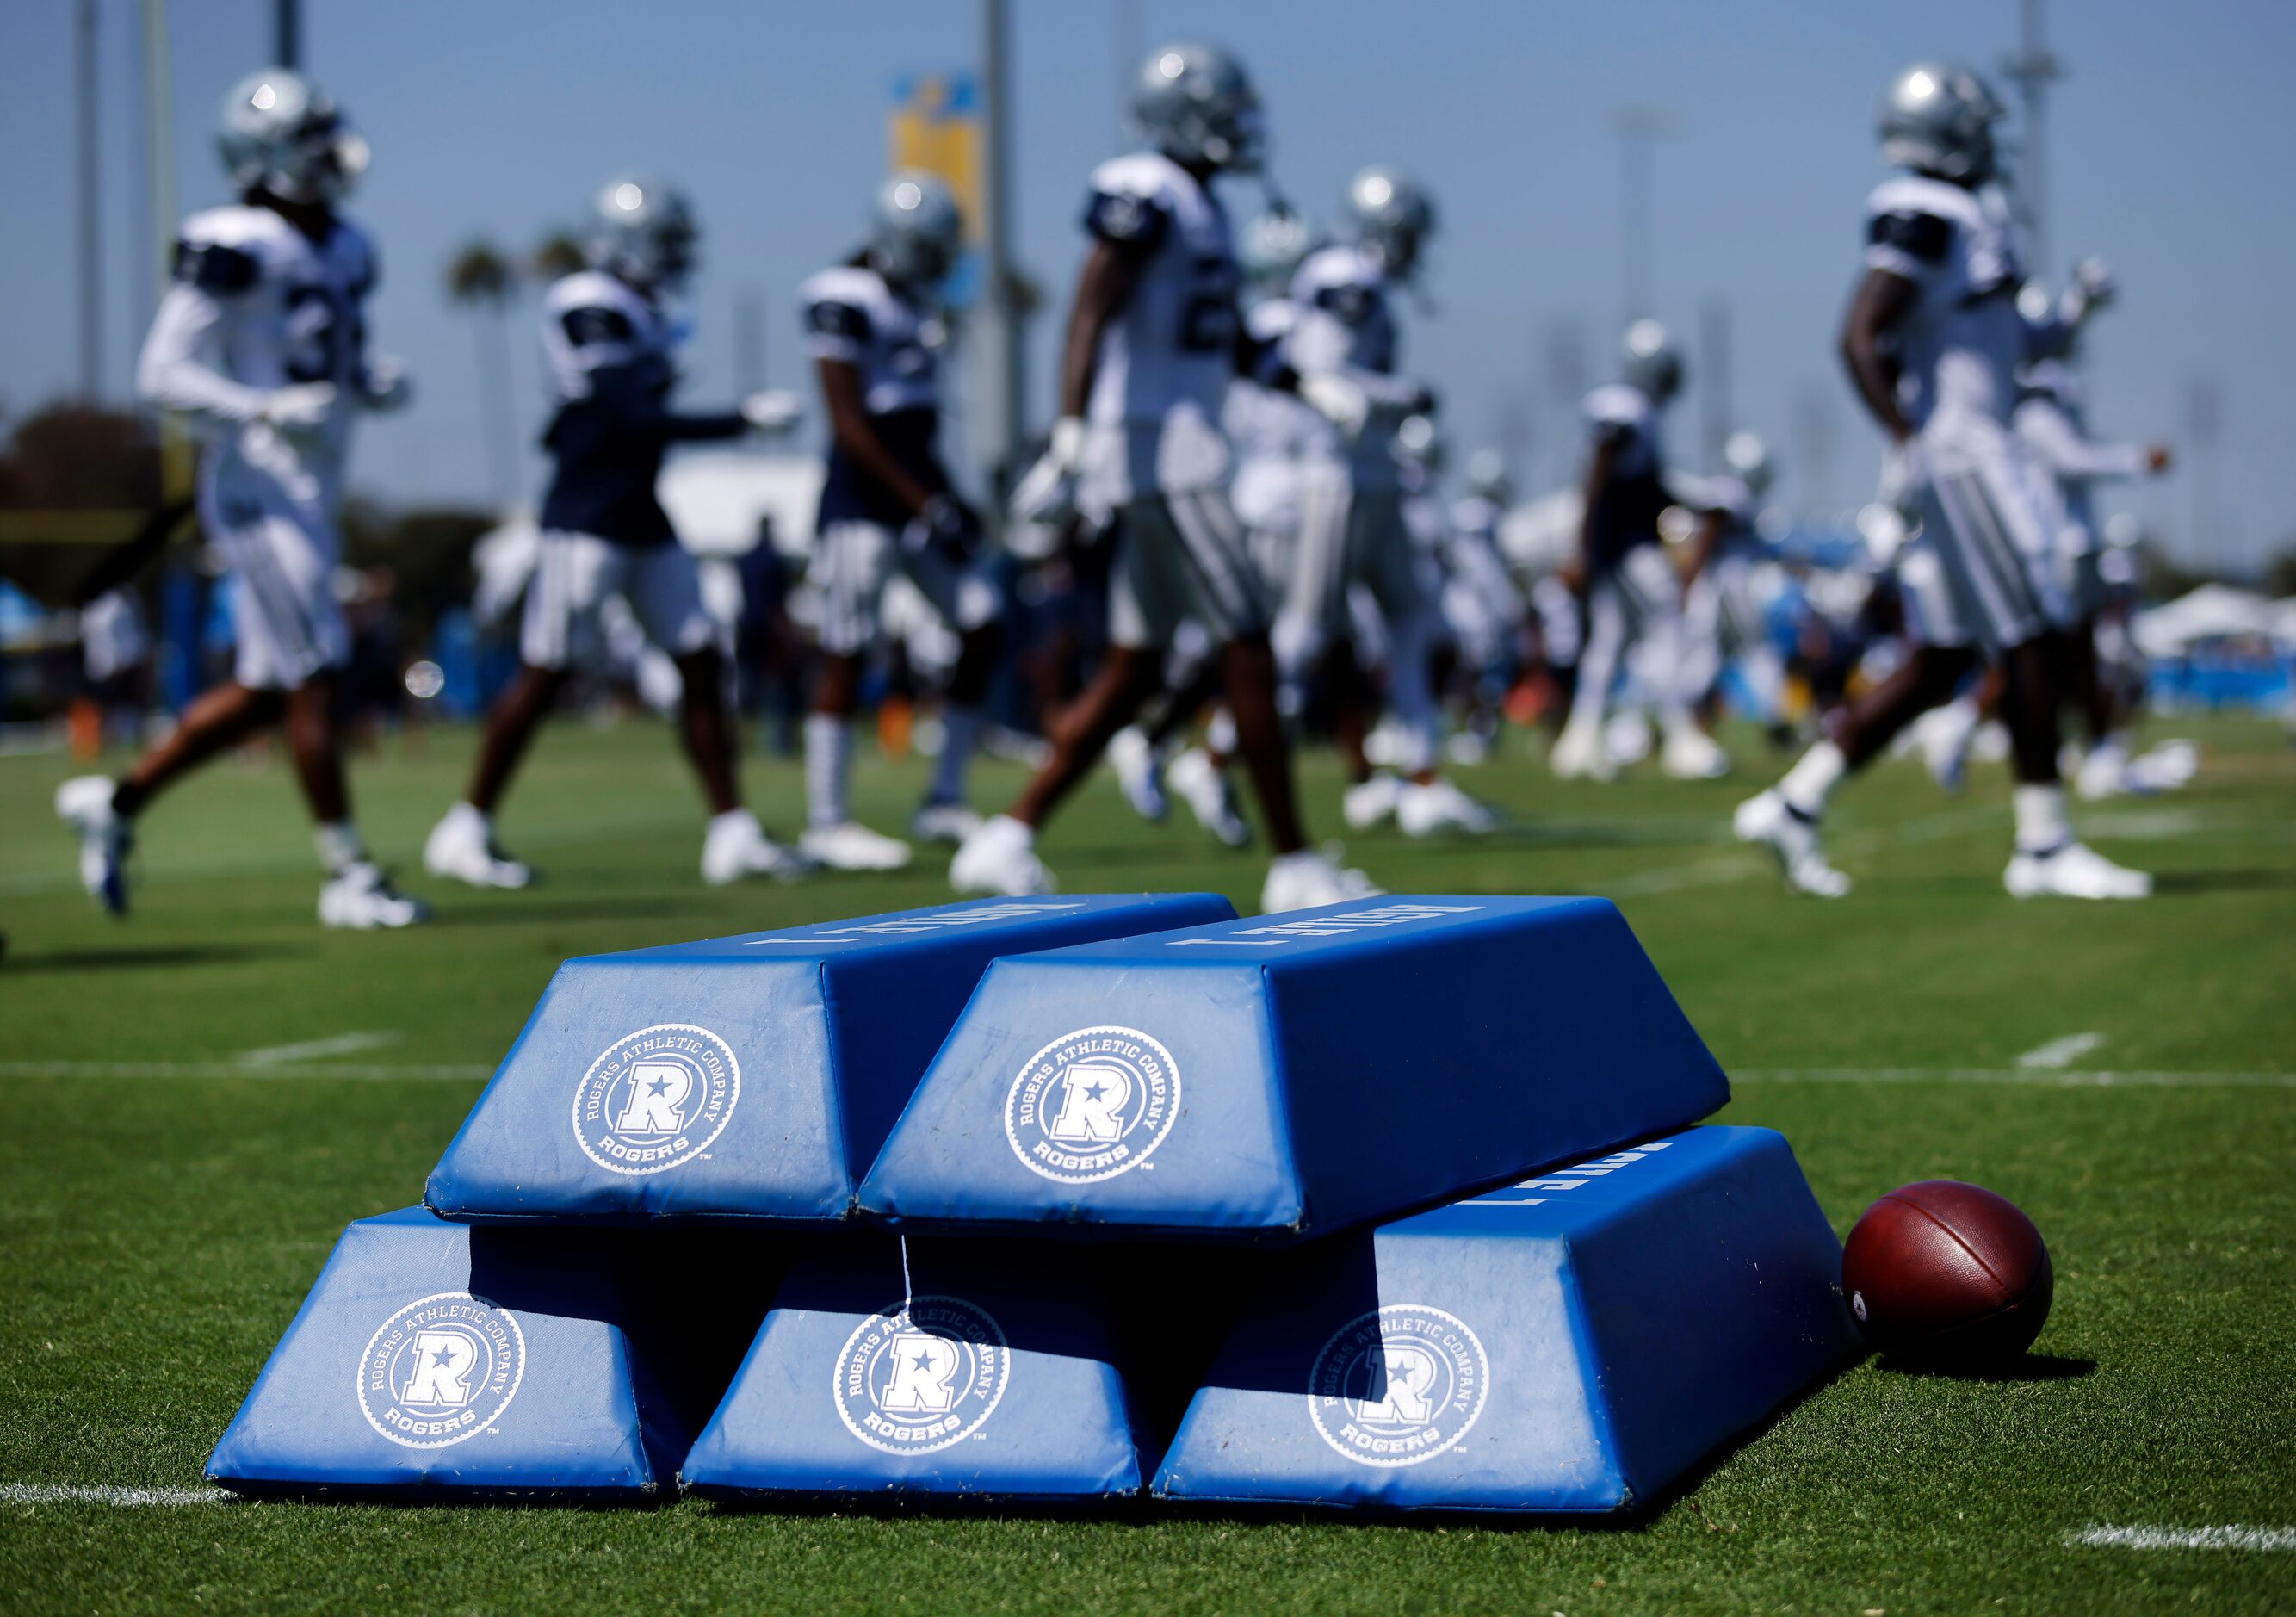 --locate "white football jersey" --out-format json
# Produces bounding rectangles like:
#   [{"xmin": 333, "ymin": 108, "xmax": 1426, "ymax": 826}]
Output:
[
  {"xmin": 1082, "ymin": 151, "xmax": 1239, "ymax": 428},
  {"xmin": 1284, "ymin": 243, "xmax": 1424, "ymax": 486},
  {"xmin": 1862, "ymin": 174, "xmax": 2025, "ymax": 432},
  {"xmin": 797, "ymin": 263, "xmax": 942, "ymax": 416},
  {"xmin": 1223, "ymin": 297, "xmax": 1334, "ymax": 536},
  {"xmin": 136, "ymin": 202, "xmax": 379, "ymax": 508},
  {"xmin": 1076, "ymin": 150, "xmax": 1241, "ymax": 501},
  {"xmin": 540, "ymin": 270, "xmax": 675, "ymax": 405}
]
